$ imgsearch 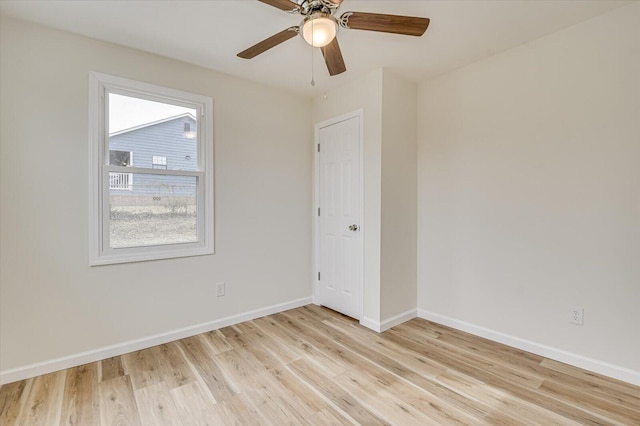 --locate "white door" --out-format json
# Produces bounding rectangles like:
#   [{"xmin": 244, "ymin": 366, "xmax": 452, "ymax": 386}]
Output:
[{"xmin": 317, "ymin": 115, "xmax": 362, "ymax": 319}]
